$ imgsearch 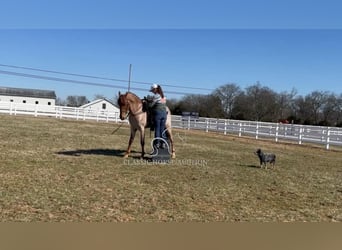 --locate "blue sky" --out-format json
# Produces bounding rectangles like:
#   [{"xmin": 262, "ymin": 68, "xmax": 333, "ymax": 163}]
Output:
[
  {"xmin": 1, "ymin": 0, "xmax": 342, "ymax": 100},
  {"xmin": 1, "ymin": 0, "xmax": 342, "ymax": 29}
]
